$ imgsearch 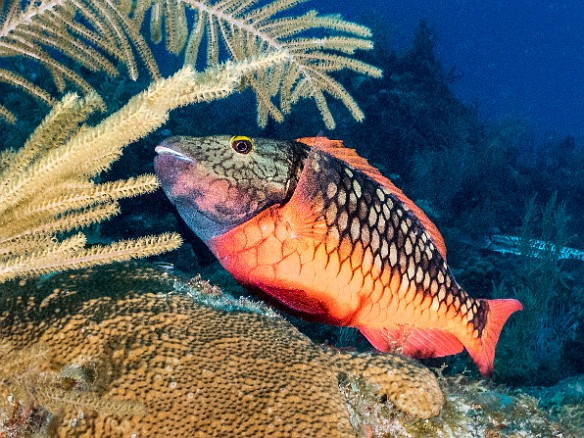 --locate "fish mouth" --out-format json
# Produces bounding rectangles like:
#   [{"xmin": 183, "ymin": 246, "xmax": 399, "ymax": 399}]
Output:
[
  {"xmin": 154, "ymin": 145, "xmax": 193, "ymax": 162},
  {"xmin": 155, "ymin": 137, "xmax": 194, "ymax": 162}
]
